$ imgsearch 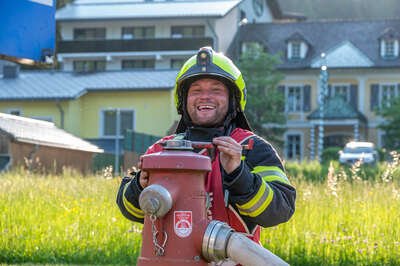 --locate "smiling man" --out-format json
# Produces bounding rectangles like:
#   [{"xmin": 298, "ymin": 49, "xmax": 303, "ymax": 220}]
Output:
[
  {"xmin": 117, "ymin": 47, "xmax": 296, "ymax": 265},
  {"xmin": 186, "ymin": 78, "xmax": 229, "ymax": 127}
]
